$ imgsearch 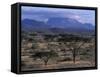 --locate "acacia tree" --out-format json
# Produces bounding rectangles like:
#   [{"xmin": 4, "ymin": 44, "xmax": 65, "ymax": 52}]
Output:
[
  {"xmin": 66, "ymin": 37, "xmax": 89, "ymax": 63},
  {"xmin": 70, "ymin": 42, "xmax": 85, "ymax": 63},
  {"xmin": 31, "ymin": 51, "xmax": 59, "ymax": 66}
]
